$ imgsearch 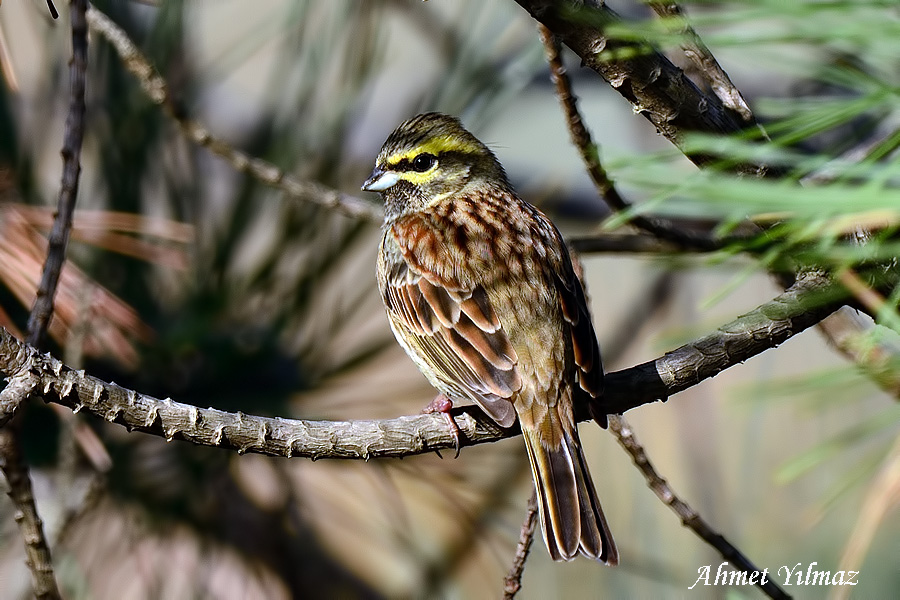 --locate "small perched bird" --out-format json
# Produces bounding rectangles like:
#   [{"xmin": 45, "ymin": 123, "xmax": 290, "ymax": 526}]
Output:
[{"xmin": 362, "ymin": 112, "xmax": 617, "ymax": 564}]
